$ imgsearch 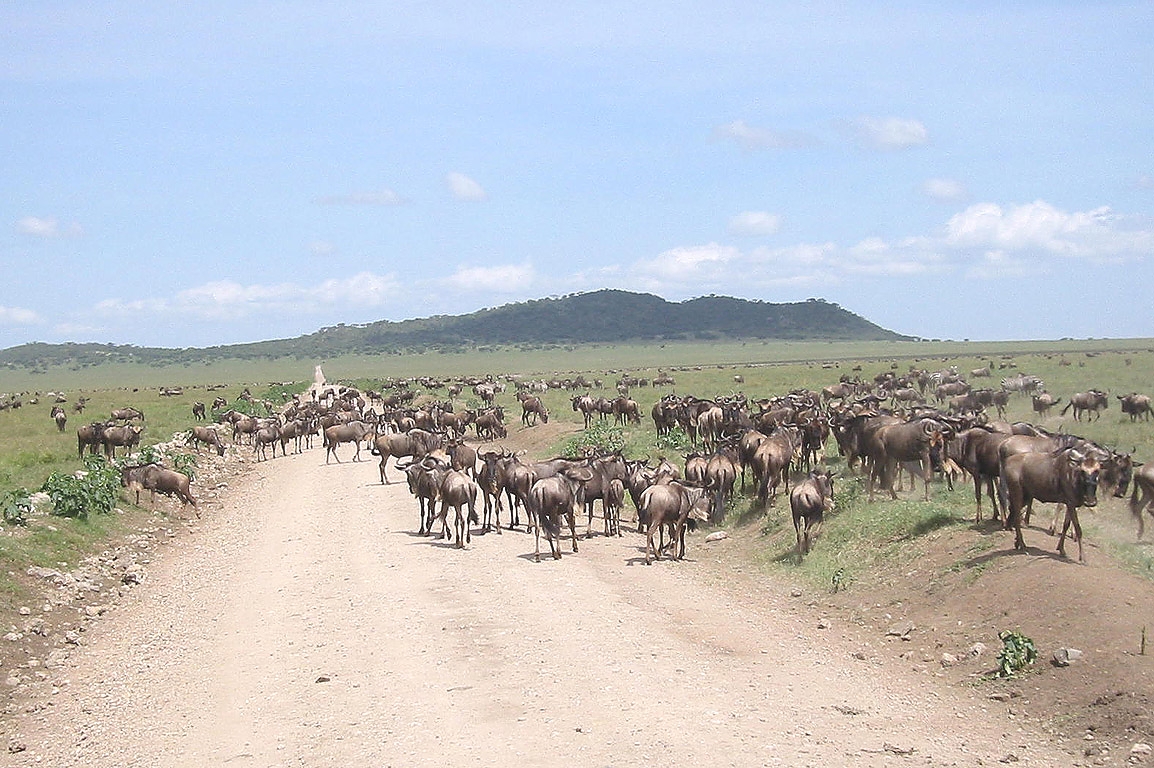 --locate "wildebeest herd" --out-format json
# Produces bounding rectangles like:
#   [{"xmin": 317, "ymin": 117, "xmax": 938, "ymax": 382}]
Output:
[{"xmin": 25, "ymin": 361, "xmax": 1153, "ymax": 566}]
